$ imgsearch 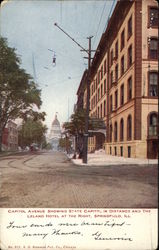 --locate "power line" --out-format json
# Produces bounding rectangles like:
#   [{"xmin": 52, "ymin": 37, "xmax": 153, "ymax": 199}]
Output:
[
  {"xmin": 54, "ymin": 23, "xmax": 94, "ymax": 164},
  {"xmin": 103, "ymin": 0, "xmax": 116, "ymax": 33},
  {"xmin": 92, "ymin": 1, "xmax": 108, "ymax": 48},
  {"xmin": 54, "ymin": 23, "xmax": 88, "ymax": 53}
]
